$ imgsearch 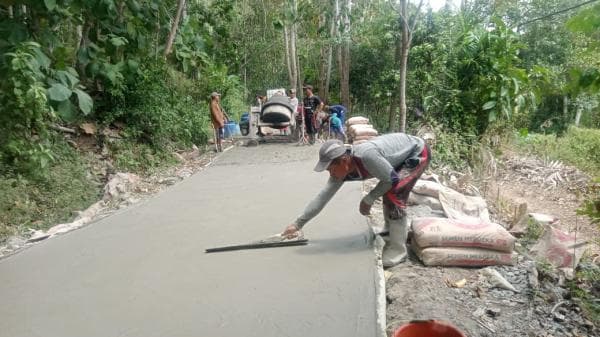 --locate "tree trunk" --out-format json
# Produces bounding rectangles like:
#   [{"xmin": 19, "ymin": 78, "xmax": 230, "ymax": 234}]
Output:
[
  {"xmin": 396, "ymin": 0, "xmax": 423, "ymax": 132},
  {"xmin": 389, "ymin": 28, "xmax": 402, "ymax": 131},
  {"xmin": 398, "ymin": 12, "xmax": 409, "ymax": 133},
  {"xmin": 291, "ymin": 21, "xmax": 299, "ymax": 90},
  {"xmin": 339, "ymin": 0, "xmax": 351, "ymax": 110},
  {"xmin": 296, "ymin": 31, "xmax": 302, "ymax": 95},
  {"xmin": 164, "ymin": 0, "xmax": 186, "ymax": 58},
  {"xmin": 283, "ymin": 0, "xmax": 300, "ymax": 92},
  {"xmin": 318, "ymin": 13, "xmax": 327, "ymax": 98},
  {"xmin": 325, "ymin": 0, "xmax": 340, "ymax": 103},
  {"xmin": 75, "ymin": 25, "xmax": 83, "ymax": 61},
  {"xmin": 563, "ymin": 95, "xmax": 569, "ymax": 121},
  {"xmin": 574, "ymin": 109, "xmax": 582, "ymax": 127},
  {"xmin": 284, "ymin": 26, "xmax": 294, "ymax": 86}
]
